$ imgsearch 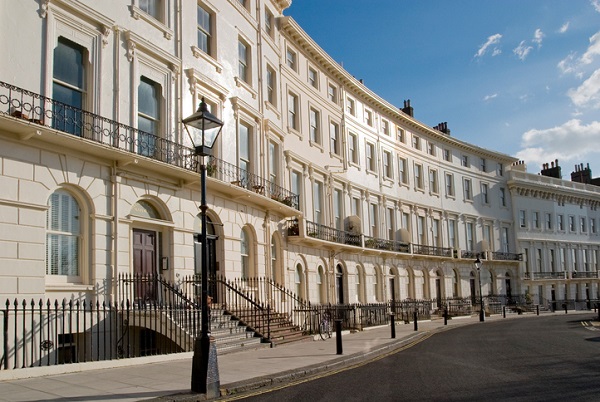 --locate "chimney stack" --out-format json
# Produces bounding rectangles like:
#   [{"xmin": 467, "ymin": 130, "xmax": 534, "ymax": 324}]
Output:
[
  {"xmin": 402, "ymin": 99, "xmax": 414, "ymax": 117},
  {"xmin": 540, "ymin": 160, "xmax": 561, "ymax": 179}
]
